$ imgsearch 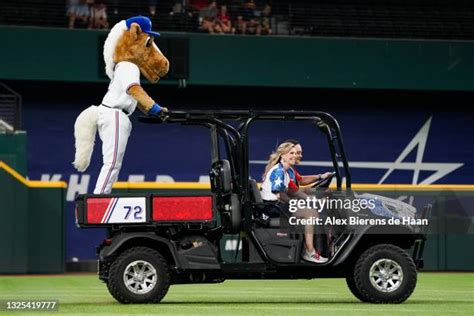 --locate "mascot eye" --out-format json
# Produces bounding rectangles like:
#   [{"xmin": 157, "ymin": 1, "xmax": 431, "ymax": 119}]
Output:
[{"xmin": 145, "ymin": 37, "xmax": 153, "ymax": 48}]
